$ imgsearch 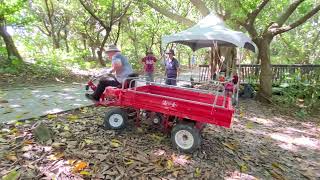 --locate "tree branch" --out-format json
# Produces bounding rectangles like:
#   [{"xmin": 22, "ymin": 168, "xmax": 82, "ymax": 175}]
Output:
[
  {"xmin": 114, "ymin": 21, "xmax": 121, "ymax": 45},
  {"xmin": 36, "ymin": 25, "xmax": 50, "ymax": 36},
  {"xmin": 275, "ymin": 3, "xmax": 320, "ymax": 35},
  {"xmin": 41, "ymin": 19, "xmax": 51, "ymax": 35},
  {"xmin": 276, "ymin": 0, "xmax": 304, "ymax": 27},
  {"xmin": 247, "ymin": 0, "xmax": 270, "ymax": 26},
  {"xmin": 145, "ymin": 0, "xmax": 195, "ymax": 26},
  {"xmin": 236, "ymin": 1, "xmax": 249, "ymax": 15},
  {"xmin": 78, "ymin": 0, "xmax": 110, "ymax": 31},
  {"xmin": 189, "ymin": 0, "xmax": 210, "ymax": 16},
  {"xmin": 112, "ymin": 1, "xmax": 132, "ymax": 24},
  {"xmin": 109, "ymin": 0, "xmax": 115, "ymax": 28}
]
